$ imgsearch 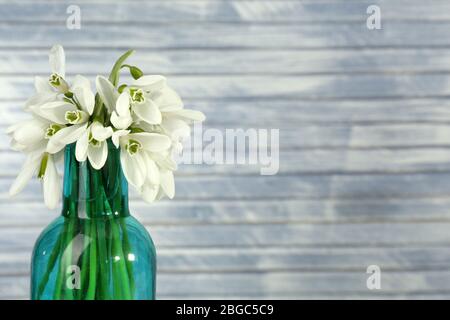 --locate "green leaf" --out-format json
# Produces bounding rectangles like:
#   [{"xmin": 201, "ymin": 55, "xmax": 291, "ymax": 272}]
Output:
[{"xmin": 108, "ymin": 49, "xmax": 135, "ymax": 87}]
